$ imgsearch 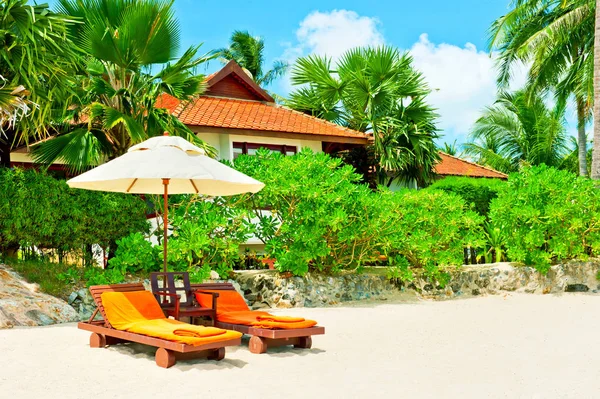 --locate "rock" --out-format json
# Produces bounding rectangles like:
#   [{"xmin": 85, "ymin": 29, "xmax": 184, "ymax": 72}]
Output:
[
  {"xmin": 68, "ymin": 292, "xmax": 78, "ymax": 305},
  {"xmin": 565, "ymin": 284, "xmax": 589, "ymax": 292},
  {"xmin": 0, "ymin": 265, "xmax": 79, "ymax": 329},
  {"xmin": 209, "ymin": 270, "xmax": 220, "ymax": 280}
]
